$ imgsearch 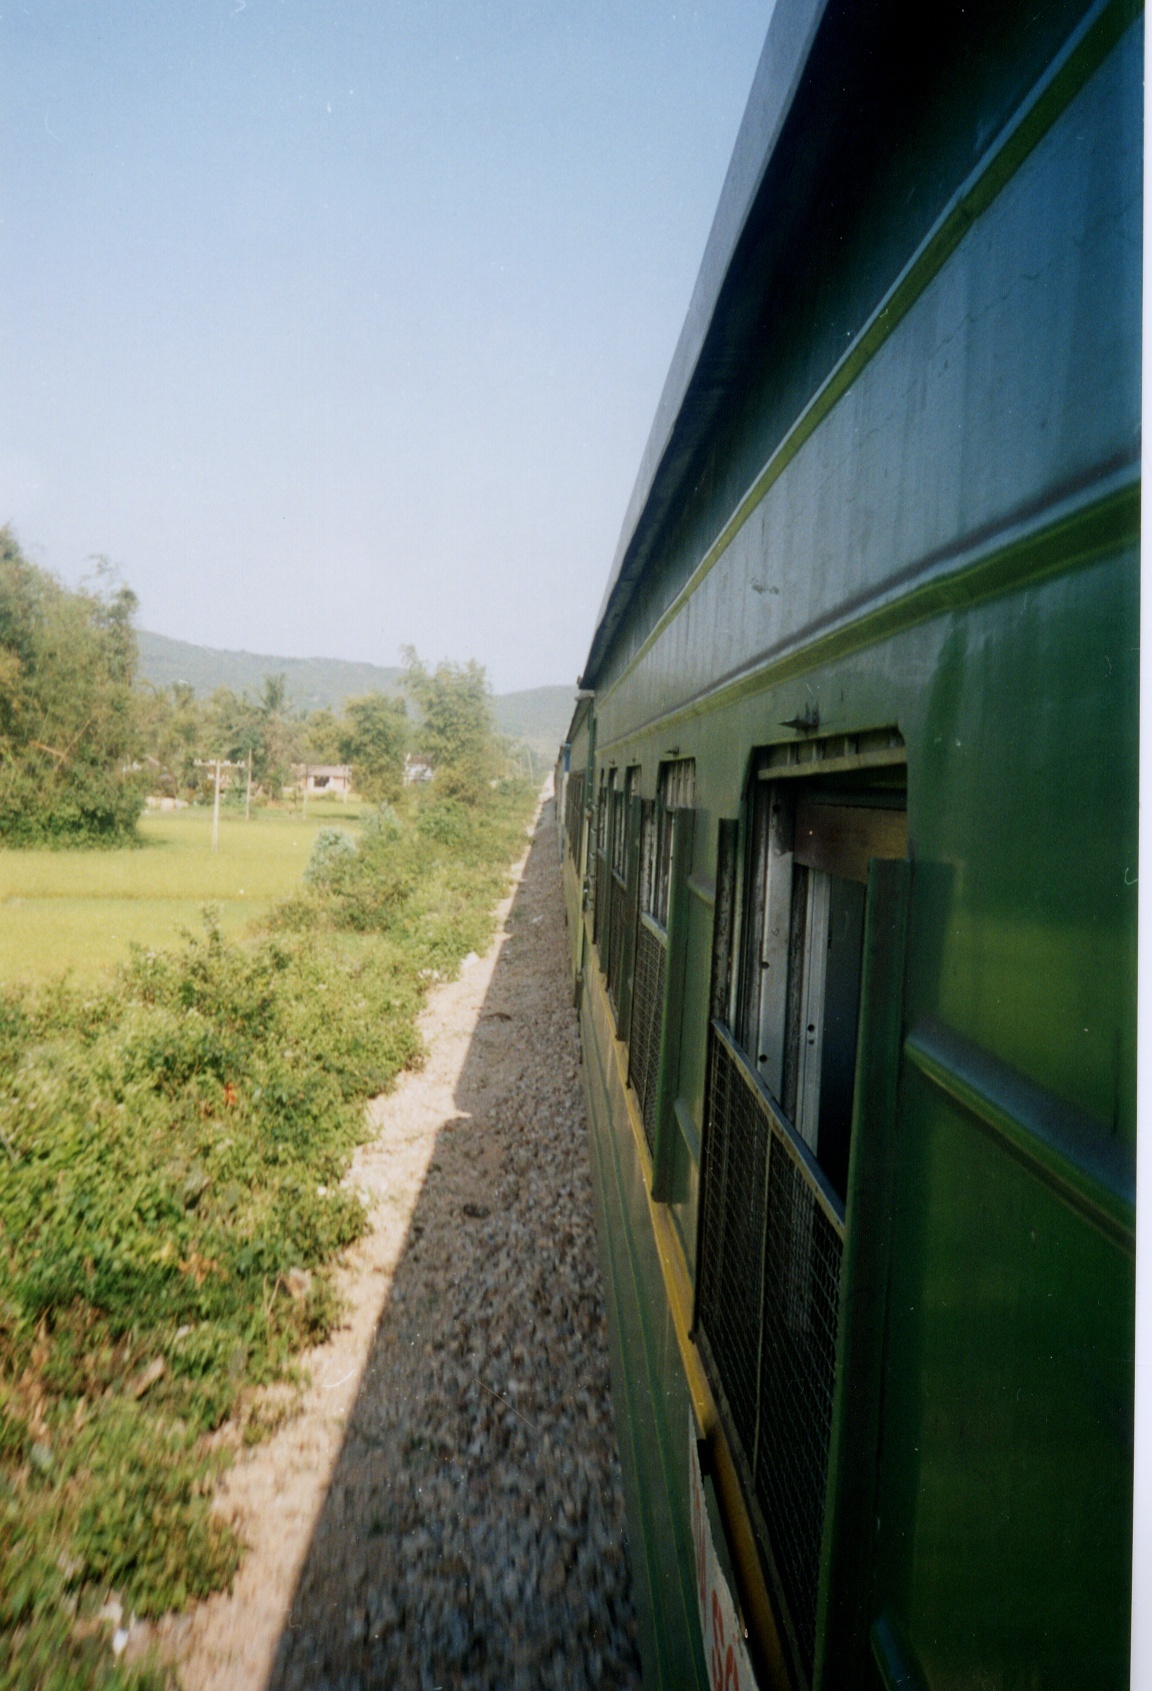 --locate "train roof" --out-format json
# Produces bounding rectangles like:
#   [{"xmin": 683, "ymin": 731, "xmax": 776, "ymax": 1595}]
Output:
[{"xmin": 580, "ymin": 0, "xmax": 828, "ymax": 690}]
